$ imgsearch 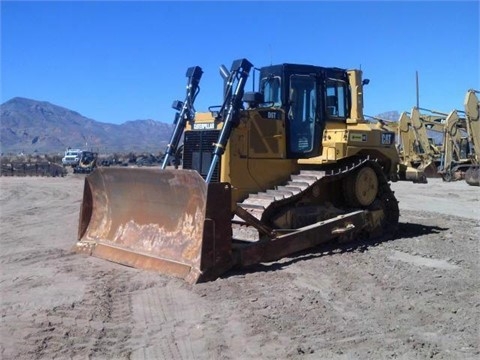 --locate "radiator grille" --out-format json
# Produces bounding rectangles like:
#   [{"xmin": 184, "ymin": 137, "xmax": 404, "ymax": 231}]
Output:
[{"xmin": 183, "ymin": 130, "xmax": 220, "ymax": 182}]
